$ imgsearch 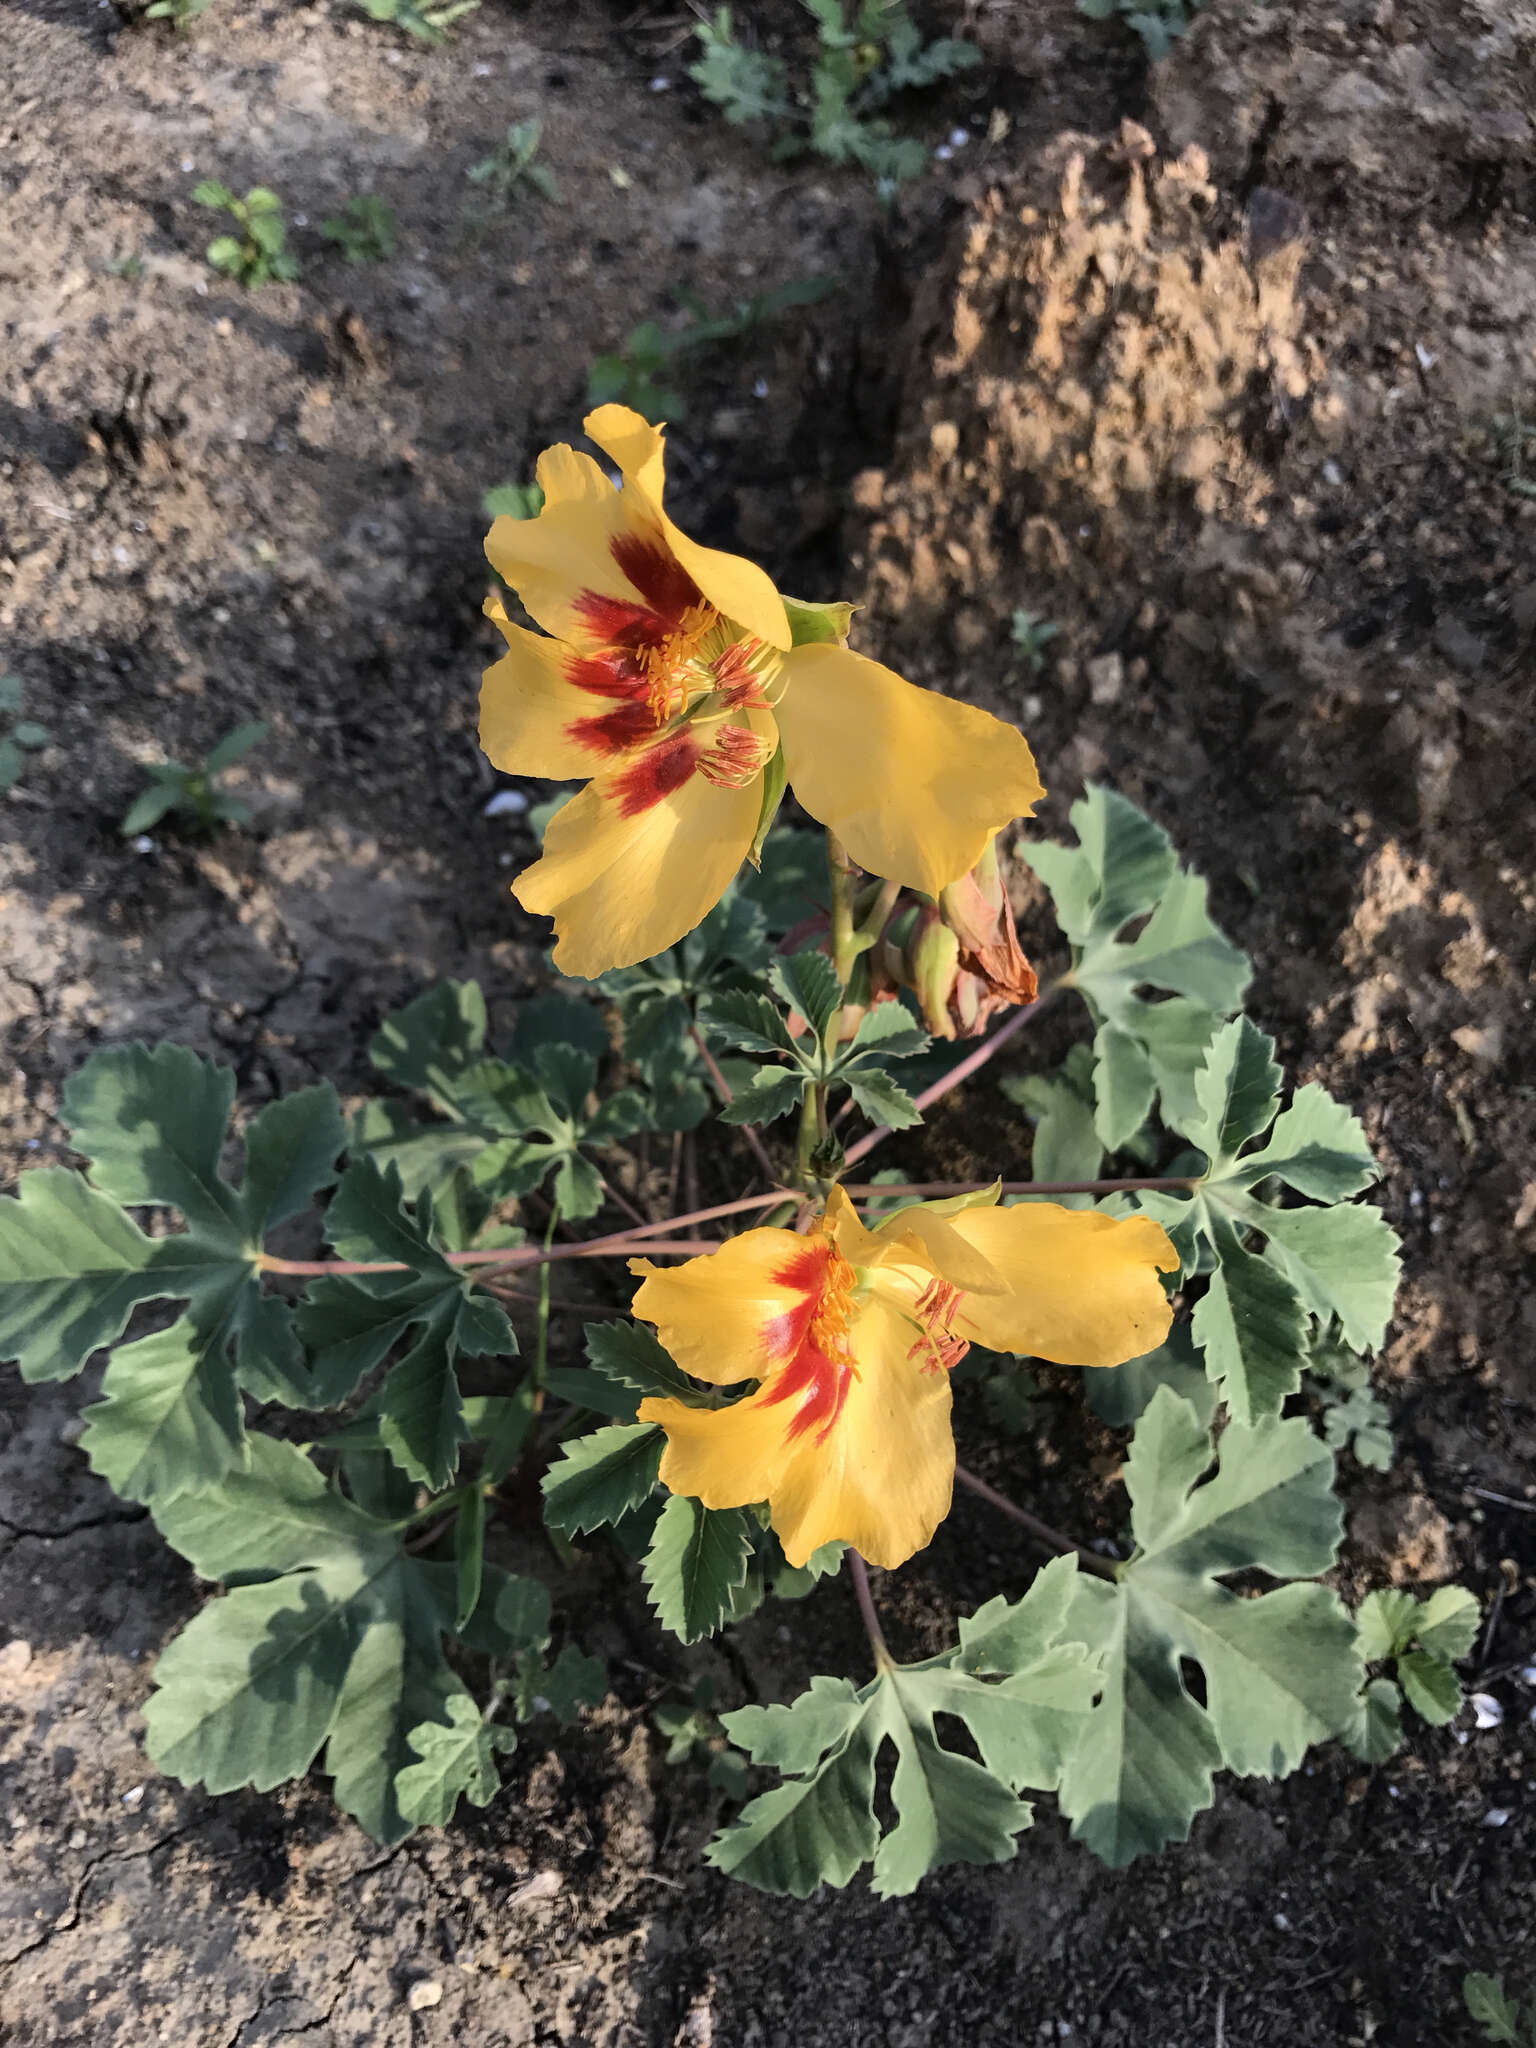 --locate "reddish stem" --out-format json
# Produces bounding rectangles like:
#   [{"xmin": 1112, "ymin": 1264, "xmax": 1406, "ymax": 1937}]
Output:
[
  {"xmin": 952, "ymin": 1463, "xmax": 1118, "ymax": 1582},
  {"xmin": 846, "ymin": 1550, "xmax": 894, "ymax": 1671},
  {"xmin": 689, "ymin": 1023, "xmax": 778, "ymax": 1185}
]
